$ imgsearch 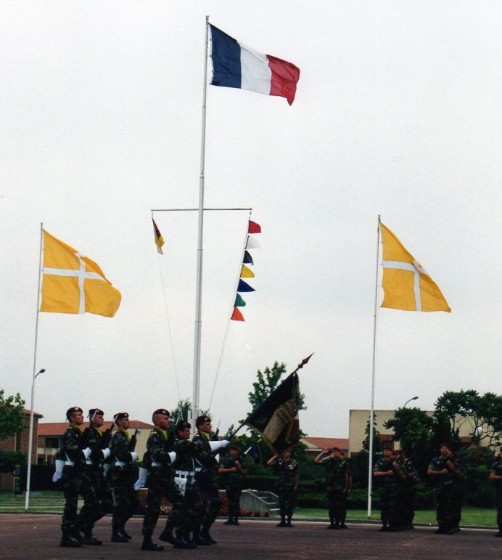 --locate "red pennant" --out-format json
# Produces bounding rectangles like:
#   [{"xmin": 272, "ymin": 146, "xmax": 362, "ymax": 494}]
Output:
[
  {"xmin": 248, "ymin": 220, "xmax": 261, "ymax": 234},
  {"xmin": 231, "ymin": 307, "xmax": 245, "ymax": 321}
]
